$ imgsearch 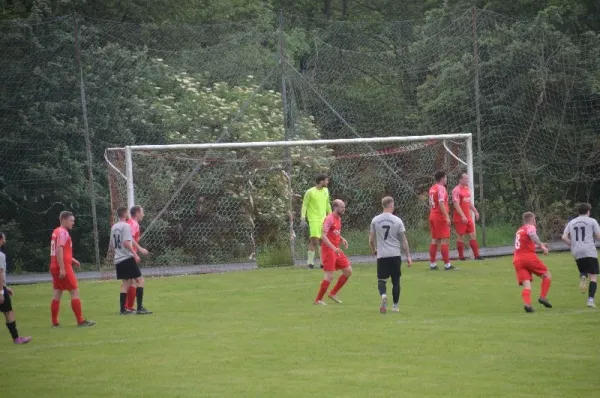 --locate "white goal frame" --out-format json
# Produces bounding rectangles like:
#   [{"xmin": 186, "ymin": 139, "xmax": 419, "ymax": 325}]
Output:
[{"xmin": 106, "ymin": 133, "xmax": 474, "ymax": 212}]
